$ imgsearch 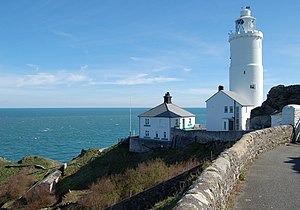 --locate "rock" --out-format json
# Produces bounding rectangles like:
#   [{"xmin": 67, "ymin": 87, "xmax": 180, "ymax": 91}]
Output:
[{"xmin": 250, "ymin": 85, "xmax": 300, "ymax": 129}]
